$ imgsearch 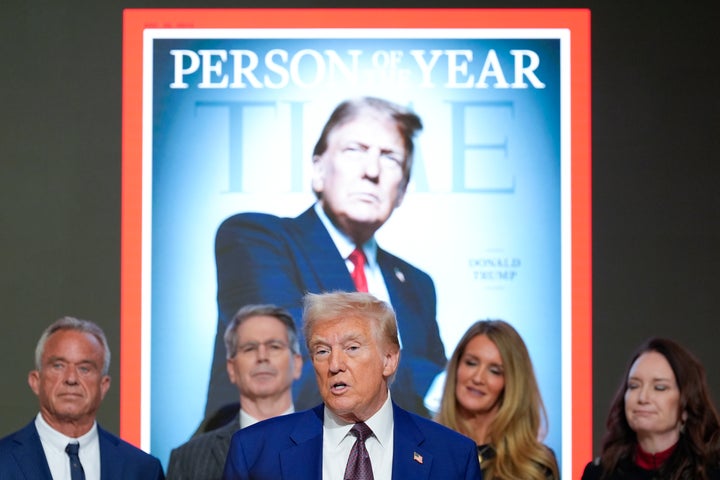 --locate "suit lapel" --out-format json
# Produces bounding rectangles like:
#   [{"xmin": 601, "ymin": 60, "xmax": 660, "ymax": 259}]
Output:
[
  {"xmin": 291, "ymin": 207, "xmax": 356, "ymax": 292},
  {"xmin": 10, "ymin": 422, "xmax": 54, "ymax": 479},
  {"xmin": 391, "ymin": 404, "xmax": 433, "ymax": 480},
  {"xmin": 378, "ymin": 250, "xmax": 418, "ymax": 347},
  {"xmin": 377, "ymin": 250, "xmax": 413, "ymax": 310},
  {"xmin": 279, "ymin": 405, "xmax": 324, "ymax": 480},
  {"xmin": 98, "ymin": 426, "xmax": 123, "ymax": 480},
  {"xmin": 210, "ymin": 420, "xmax": 238, "ymax": 470}
]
